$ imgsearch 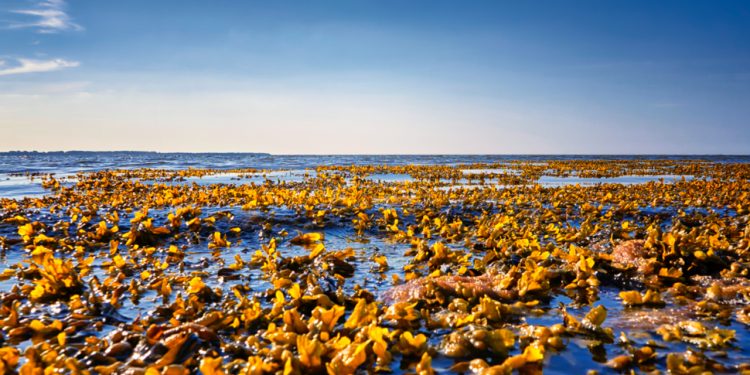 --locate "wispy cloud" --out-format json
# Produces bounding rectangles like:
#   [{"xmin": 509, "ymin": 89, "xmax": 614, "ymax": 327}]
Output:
[
  {"xmin": 7, "ymin": 0, "xmax": 82, "ymax": 33},
  {"xmin": 0, "ymin": 58, "xmax": 79, "ymax": 76}
]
